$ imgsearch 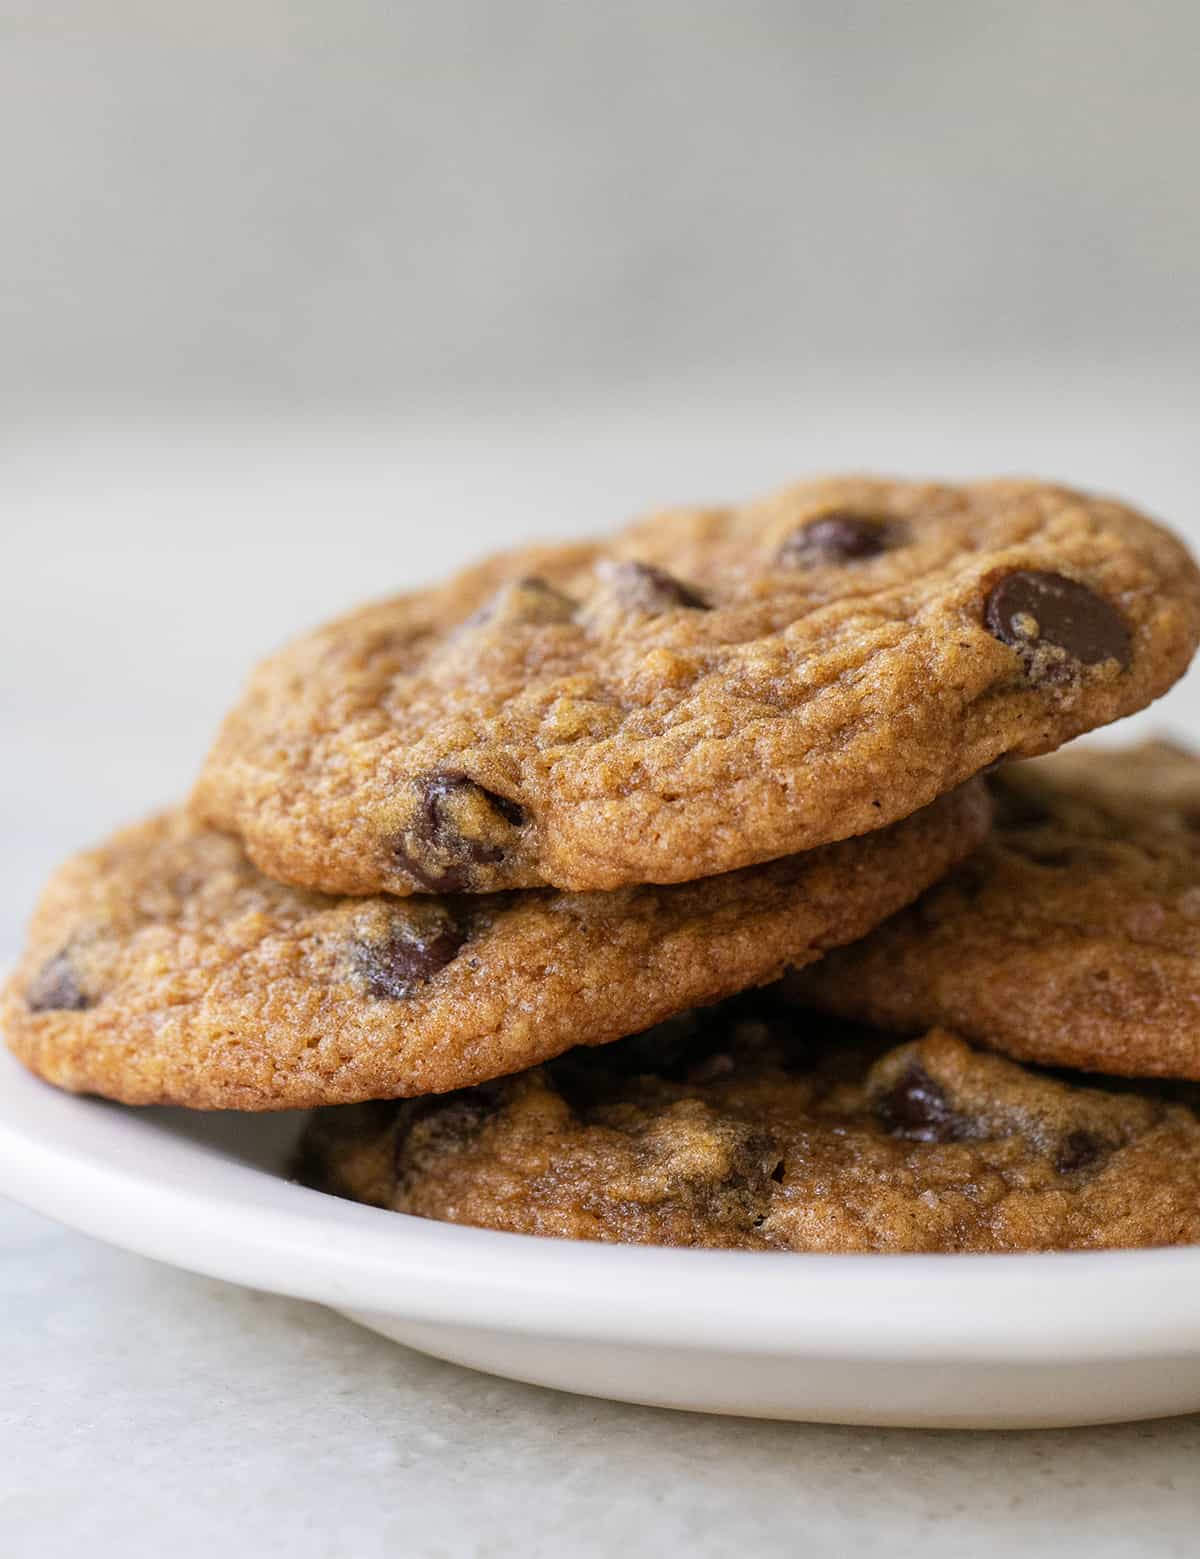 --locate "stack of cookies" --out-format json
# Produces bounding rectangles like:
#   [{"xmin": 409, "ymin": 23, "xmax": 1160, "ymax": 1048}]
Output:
[{"xmin": 8, "ymin": 476, "xmax": 1200, "ymax": 1253}]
